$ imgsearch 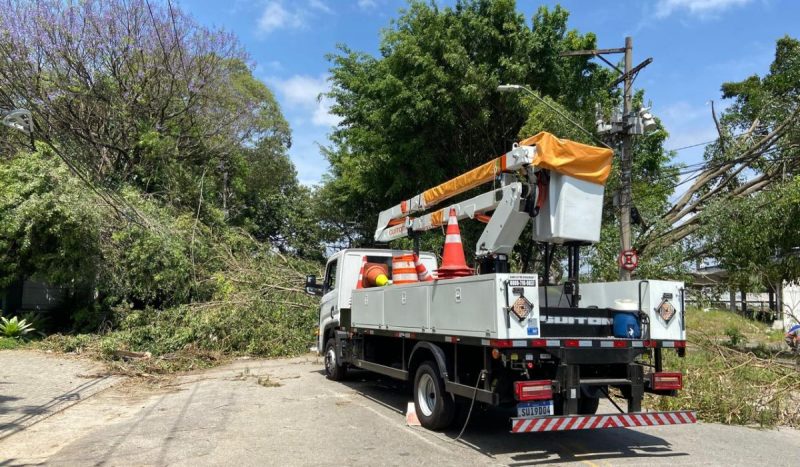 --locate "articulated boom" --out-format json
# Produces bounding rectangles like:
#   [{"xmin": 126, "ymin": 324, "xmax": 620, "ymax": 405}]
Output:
[{"xmin": 373, "ymin": 144, "xmax": 539, "ymax": 257}]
